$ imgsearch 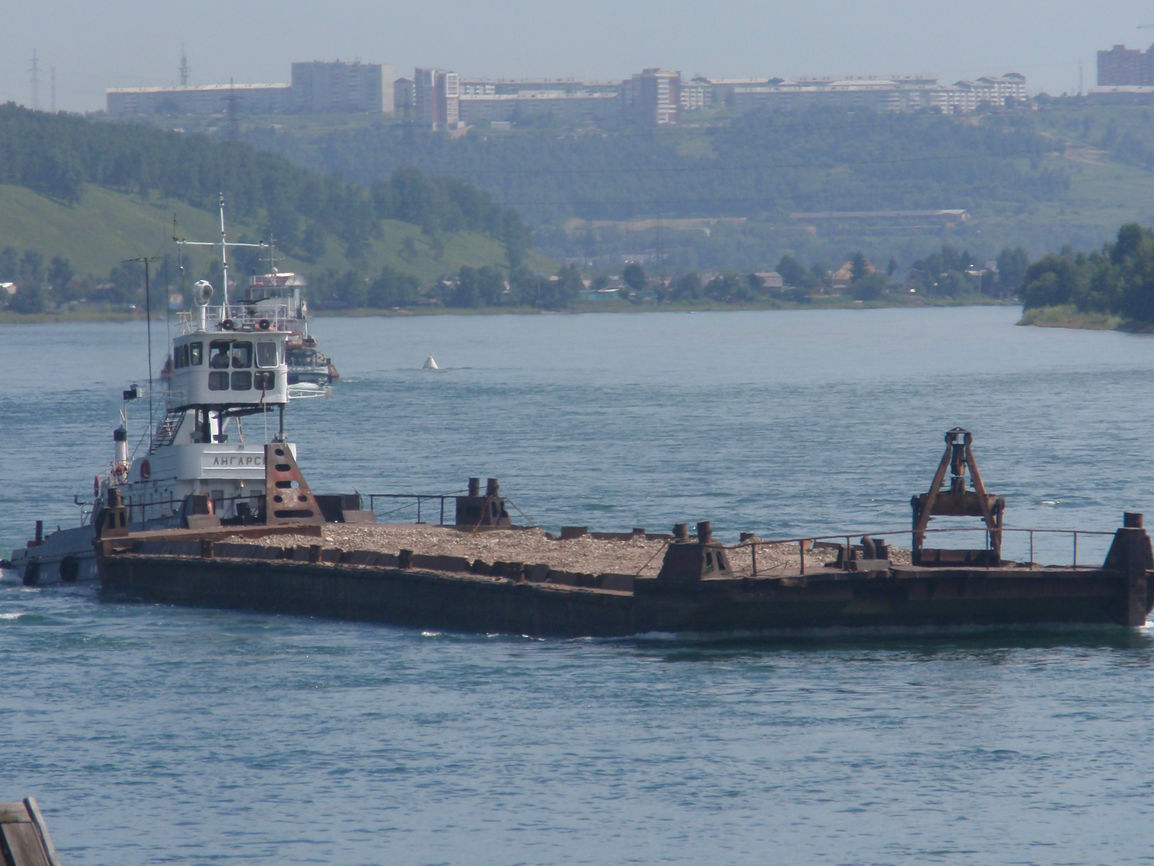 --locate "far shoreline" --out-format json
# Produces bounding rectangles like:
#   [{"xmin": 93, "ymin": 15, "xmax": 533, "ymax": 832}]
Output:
[
  {"xmin": 0, "ymin": 296, "xmax": 1018, "ymax": 326},
  {"xmin": 1016, "ymin": 304, "xmax": 1154, "ymax": 333}
]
